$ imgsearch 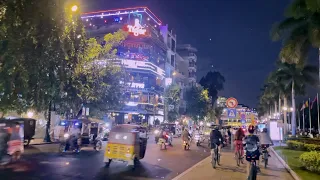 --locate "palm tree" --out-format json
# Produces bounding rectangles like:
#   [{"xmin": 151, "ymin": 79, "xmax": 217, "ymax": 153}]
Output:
[
  {"xmin": 273, "ymin": 62, "xmax": 317, "ymax": 135},
  {"xmin": 266, "ymin": 71, "xmax": 291, "ymax": 135},
  {"xmin": 271, "ymin": 0, "xmax": 320, "ymax": 82}
]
